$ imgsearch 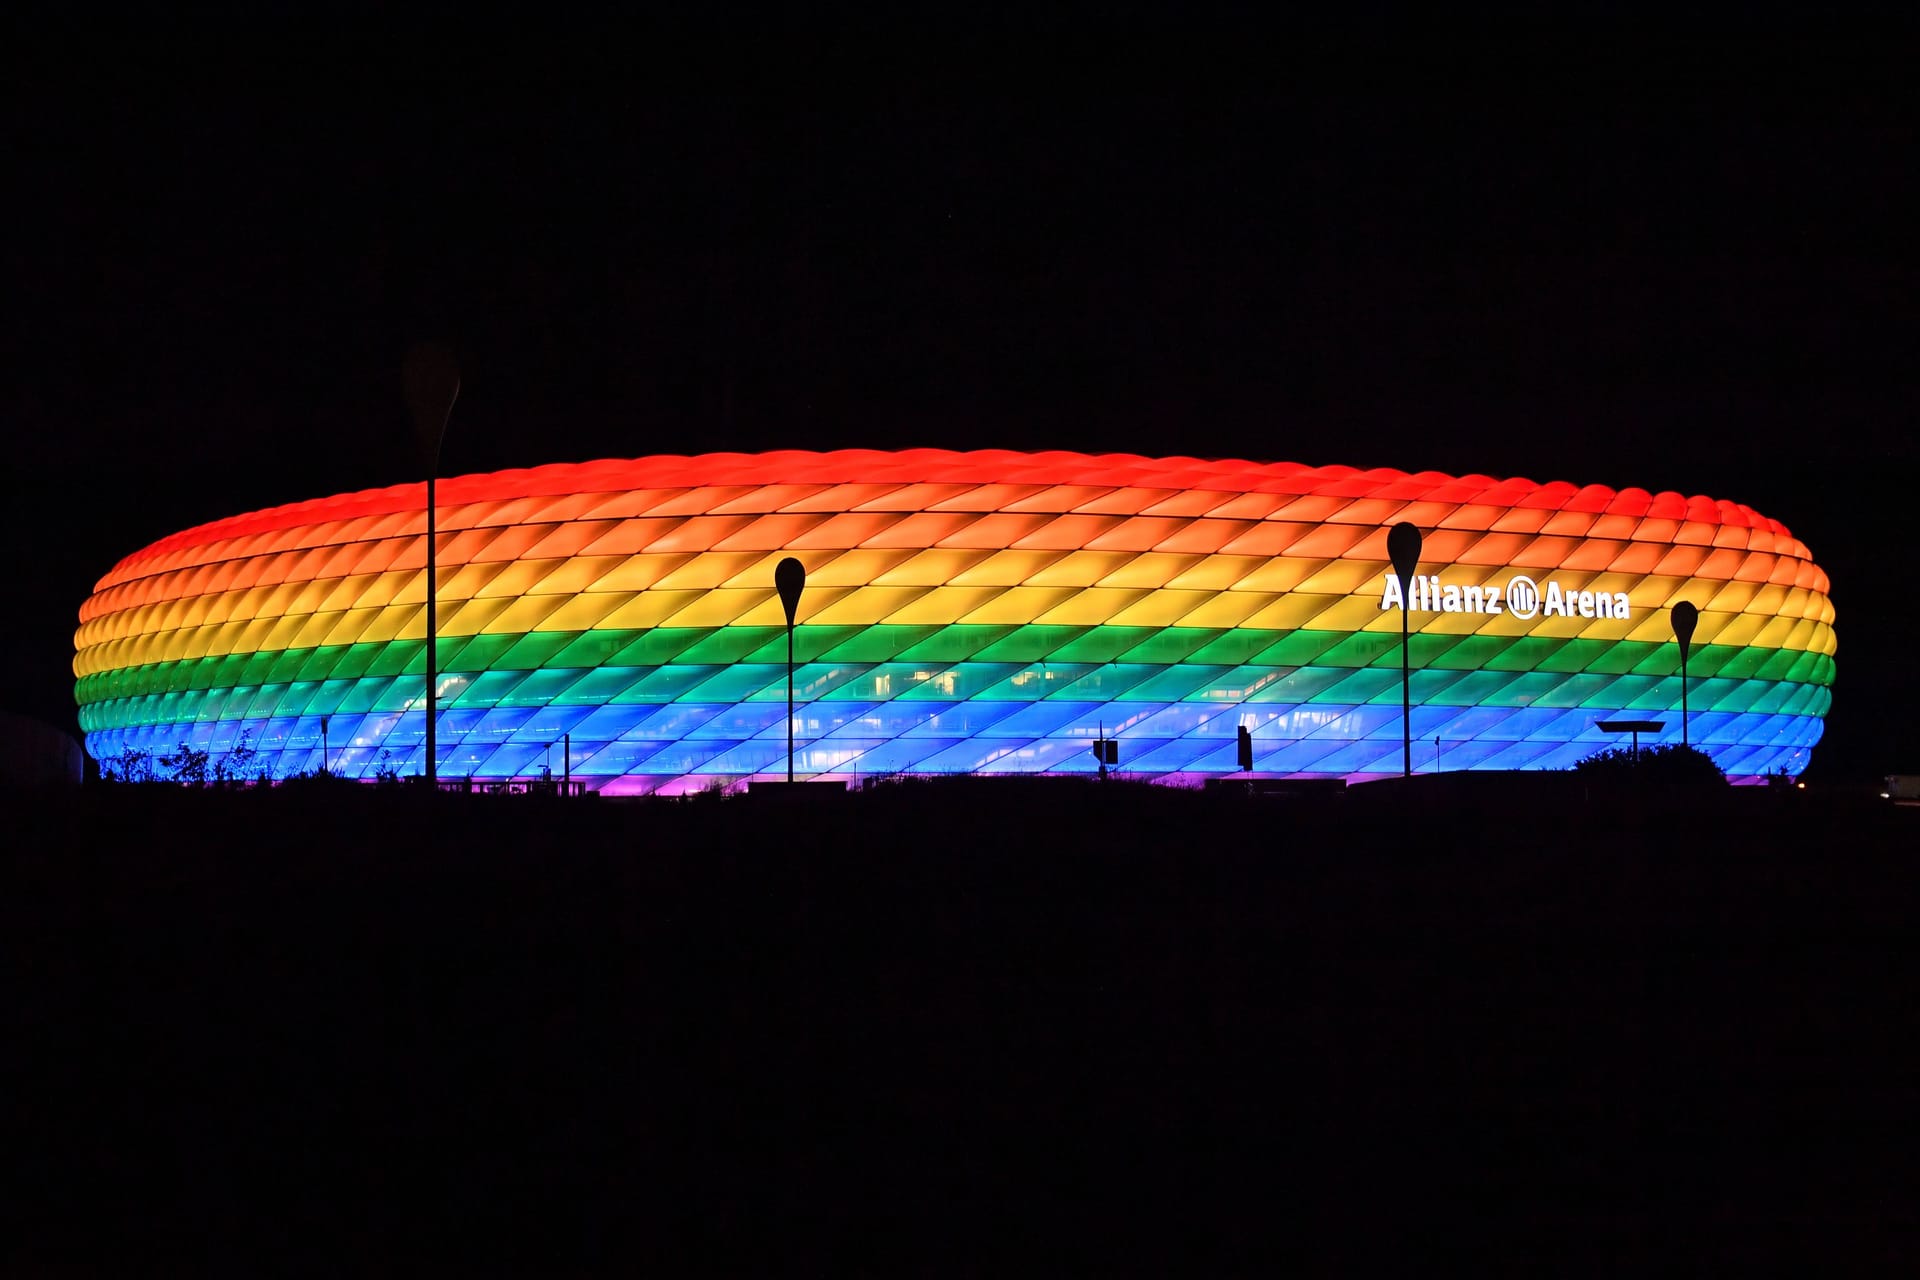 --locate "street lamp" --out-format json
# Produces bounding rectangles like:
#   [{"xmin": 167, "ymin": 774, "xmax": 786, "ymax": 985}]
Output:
[
  {"xmin": 1596, "ymin": 719, "xmax": 1665, "ymax": 765},
  {"xmin": 403, "ymin": 343, "xmax": 461, "ymax": 787},
  {"xmin": 1671, "ymin": 600, "xmax": 1698, "ymax": 752},
  {"xmin": 775, "ymin": 557, "xmax": 806, "ymax": 783},
  {"xmin": 1387, "ymin": 521, "xmax": 1423, "ymax": 779}
]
